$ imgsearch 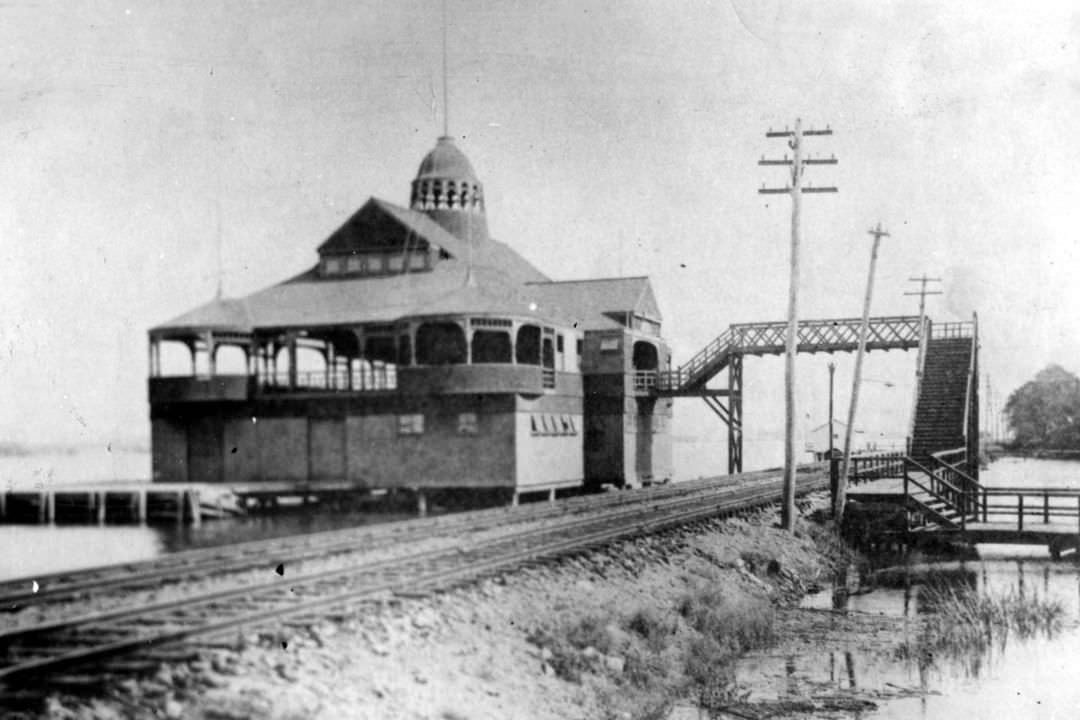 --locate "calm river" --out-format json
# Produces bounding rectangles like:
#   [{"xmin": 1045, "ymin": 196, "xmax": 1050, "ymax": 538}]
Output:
[{"xmin": 715, "ymin": 456, "xmax": 1080, "ymax": 719}]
